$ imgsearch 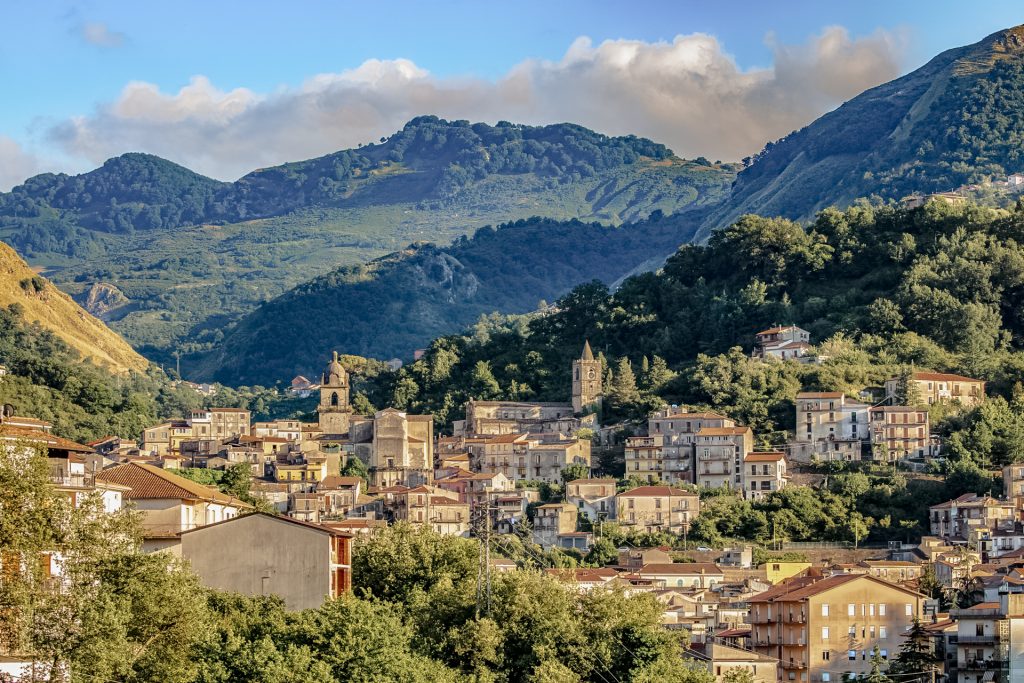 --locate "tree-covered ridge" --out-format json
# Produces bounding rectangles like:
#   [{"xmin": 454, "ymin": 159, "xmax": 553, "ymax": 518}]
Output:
[
  {"xmin": 356, "ymin": 201, "xmax": 1024, "ymax": 432},
  {"xmin": 196, "ymin": 210, "xmax": 705, "ymax": 384},
  {"xmin": 698, "ymin": 25, "xmax": 1024, "ymax": 237}
]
